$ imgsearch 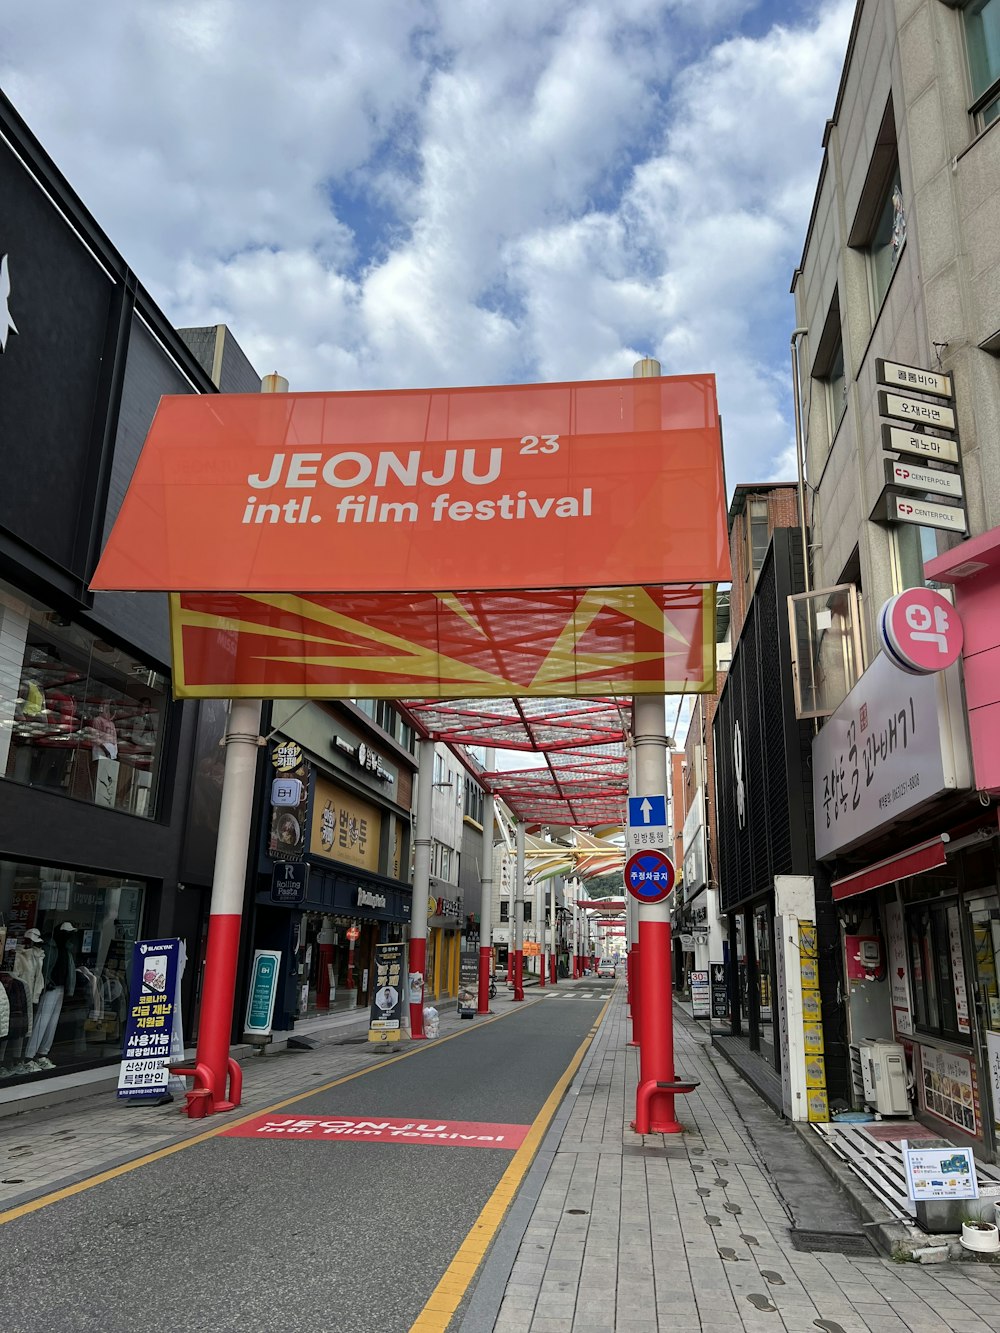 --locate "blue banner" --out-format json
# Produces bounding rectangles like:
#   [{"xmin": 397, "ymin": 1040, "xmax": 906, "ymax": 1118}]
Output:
[{"xmin": 116, "ymin": 937, "xmax": 185, "ymax": 1101}]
